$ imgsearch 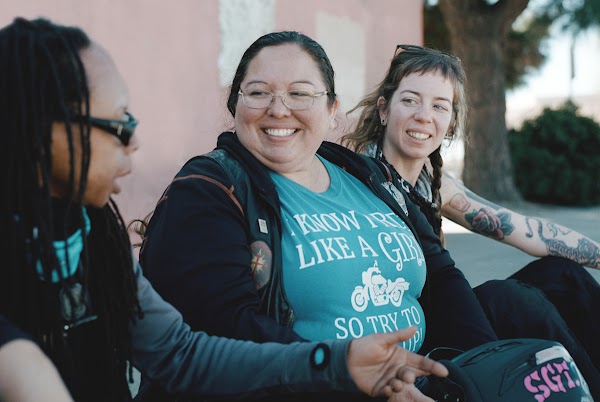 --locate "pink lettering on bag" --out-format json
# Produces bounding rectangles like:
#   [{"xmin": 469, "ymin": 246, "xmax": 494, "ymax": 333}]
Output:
[{"xmin": 523, "ymin": 359, "xmax": 583, "ymax": 402}]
